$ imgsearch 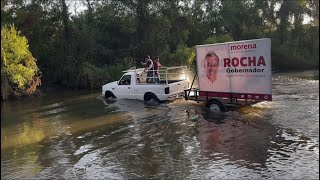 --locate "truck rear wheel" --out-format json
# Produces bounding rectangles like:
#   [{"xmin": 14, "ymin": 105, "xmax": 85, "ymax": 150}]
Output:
[
  {"xmin": 206, "ymin": 100, "xmax": 225, "ymax": 112},
  {"xmin": 144, "ymin": 93, "xmax": 160, "ymax": 103}
]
